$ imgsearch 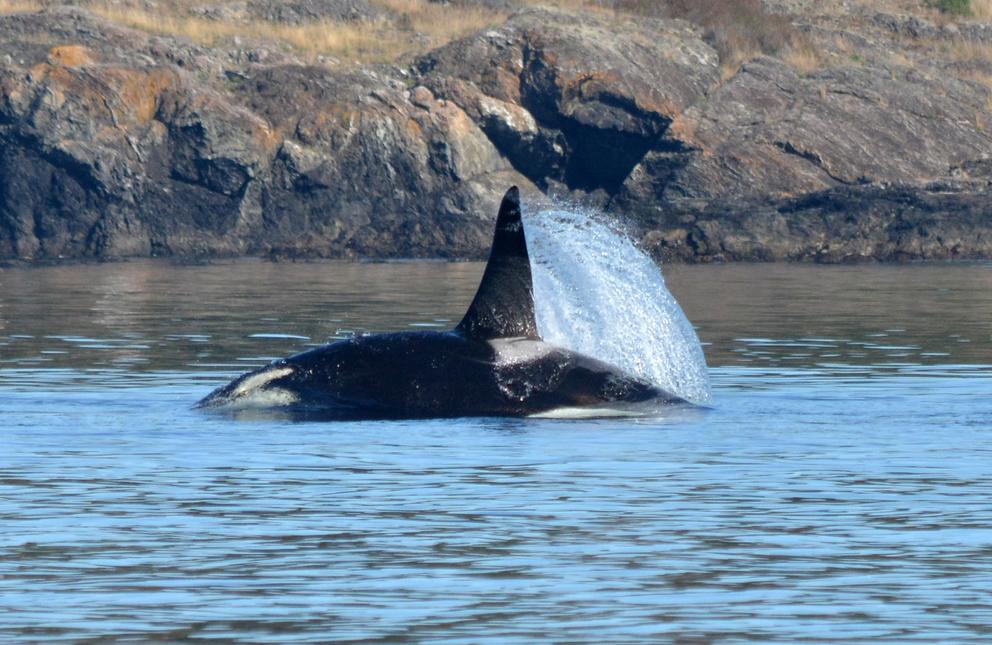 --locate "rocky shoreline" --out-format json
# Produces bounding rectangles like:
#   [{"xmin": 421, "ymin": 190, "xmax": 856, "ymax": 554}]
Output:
[{"xmin": 1, "ymin": 1, "xmax": 990, "ymax": 264}]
